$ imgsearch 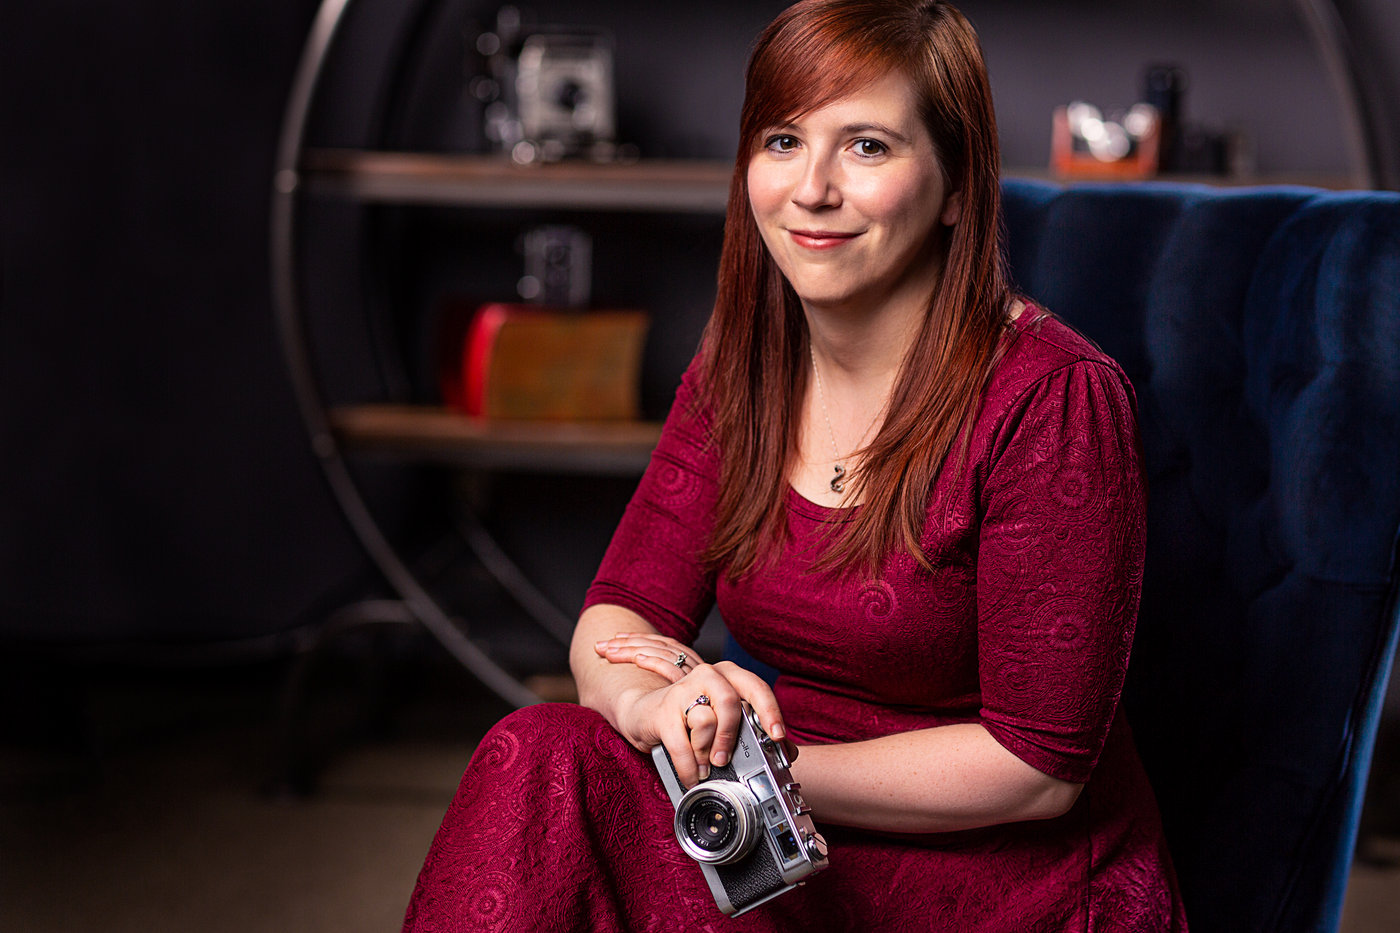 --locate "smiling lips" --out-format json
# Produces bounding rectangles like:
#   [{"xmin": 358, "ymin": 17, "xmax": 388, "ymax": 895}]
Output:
[{"xmin": 788, "ymin": 229, "xmax": 859, "ymax": 250}]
